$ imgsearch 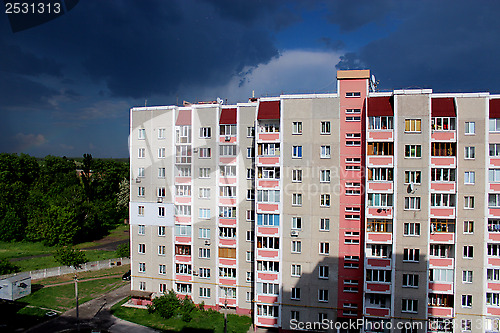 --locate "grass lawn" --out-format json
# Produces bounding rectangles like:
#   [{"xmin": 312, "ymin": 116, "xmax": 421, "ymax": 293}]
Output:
[
  {"xmin": 23, "ymin": 276, "xmax": 127, "ymax": 312},
  {"xmin": 0, "ymin": 224, "xmax": 129, "ymax": 272},
  {"xmin": 37, "ymin": 264, "xmax": 129, "ymax": 285},
  {"xmin": 111, "ymin": 298, "xmax": 252, "ymax": 333}
]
